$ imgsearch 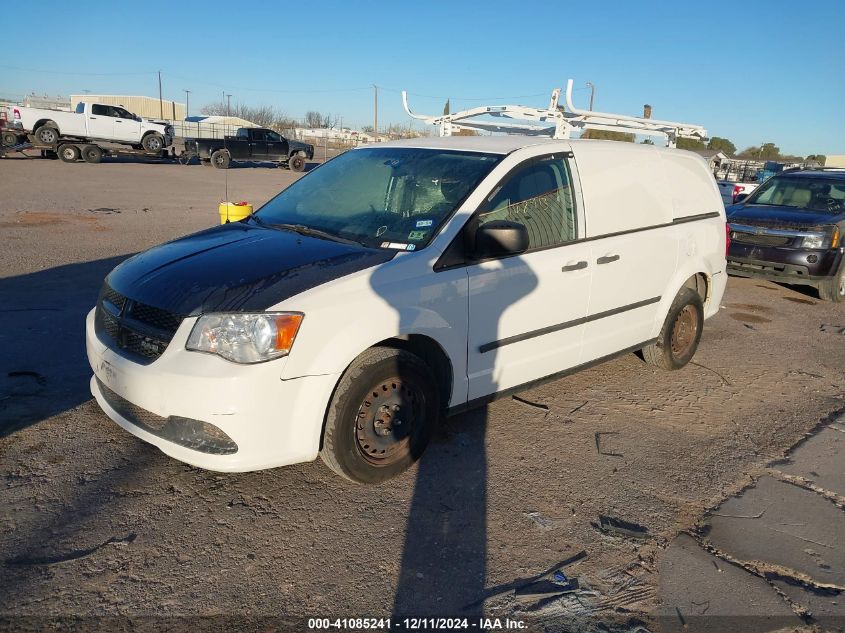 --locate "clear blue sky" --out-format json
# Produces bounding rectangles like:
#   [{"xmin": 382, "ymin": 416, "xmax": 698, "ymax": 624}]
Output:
[{"xmin": 3, "ymin": 0, "xmax": 843, "ymax": 156}]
